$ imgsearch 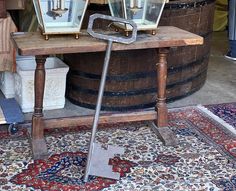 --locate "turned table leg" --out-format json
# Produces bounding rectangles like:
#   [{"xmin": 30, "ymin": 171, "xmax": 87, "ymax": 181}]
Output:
[
  {"xmin": 31, "ymin": 55, "xmax": 48, "ymax": 160},
  {"xmin": 151, "ymin": 48, "xmax": 178, "ymax": 146}
]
